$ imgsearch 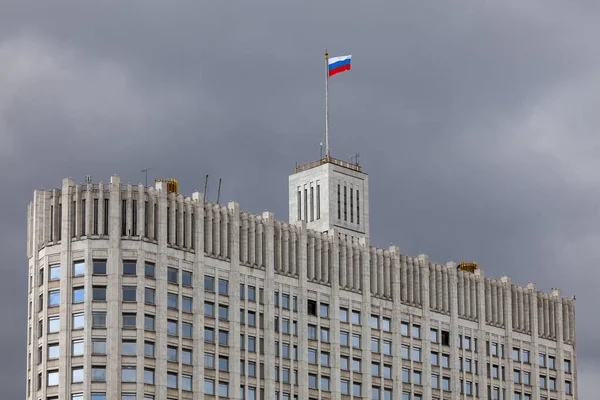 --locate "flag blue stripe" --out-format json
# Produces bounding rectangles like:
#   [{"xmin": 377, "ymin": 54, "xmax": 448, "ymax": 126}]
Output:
[{"xmin": 328, "ymin": 59, "xmax": 351, "ymax": 71}]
